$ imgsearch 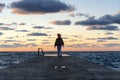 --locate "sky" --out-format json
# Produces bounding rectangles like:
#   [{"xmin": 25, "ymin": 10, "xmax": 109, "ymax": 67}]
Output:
[{"xmin": 0, "ymin": 0, "xmax": 120, "ymax": 51}]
